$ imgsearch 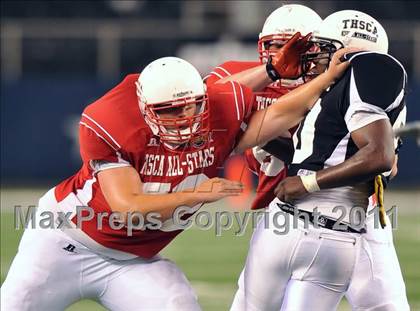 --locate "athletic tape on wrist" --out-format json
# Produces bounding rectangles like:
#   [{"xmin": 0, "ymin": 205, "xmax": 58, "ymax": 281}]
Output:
[{"xmin": 300, "ymin": 173, "xmax": 320, "ymax": 193}]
